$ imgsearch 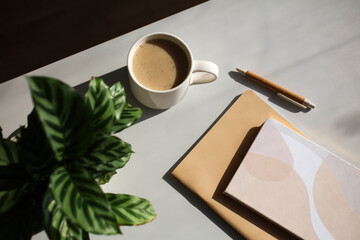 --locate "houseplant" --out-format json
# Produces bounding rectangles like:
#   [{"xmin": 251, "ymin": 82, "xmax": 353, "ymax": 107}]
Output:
[{"xmin": 0, "ymin": 76, "xmax": 156, "ymax": 239}]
